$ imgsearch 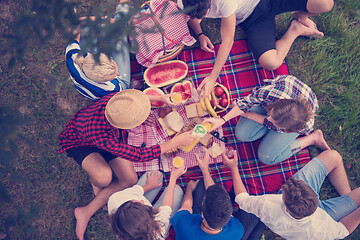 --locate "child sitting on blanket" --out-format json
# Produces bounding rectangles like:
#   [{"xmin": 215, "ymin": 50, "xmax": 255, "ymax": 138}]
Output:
[
  {"xmin": 108, "ymin": 166, "xmax": 187, "ymax": 240},
  {"xmin": 205, "ymin": 75, "xmax": 330, "ymax": 165}
]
